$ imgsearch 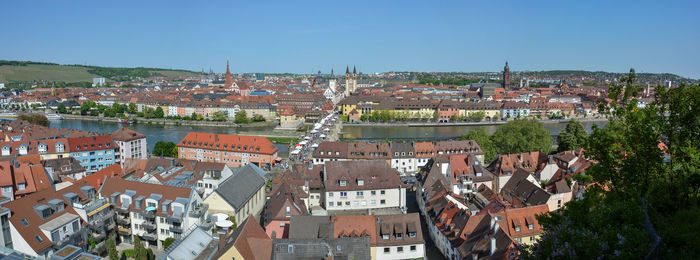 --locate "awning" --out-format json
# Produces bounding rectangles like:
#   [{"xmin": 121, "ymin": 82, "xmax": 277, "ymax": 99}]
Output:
[
  {"xmin": 323, "ymin": 128, "xmax": 330, "ymax": 131},
  {"xmin": 290, "ymin": 150, "xmax": 301, "ymax": 155},
  {"xmin": 304, "ymin": 136, "xmax": 311, "ymax": 140},
  {"xmin": 311, "ymin": 143, "xmax": 319, "ymax": 148},
  {"xmin": 320, "ymin": 134, "xmax": 326, "ymax": 138},
  {"xmin": 310, "ymin": 130, "xmax": 318, "ymax": 134},
  {"xmin": 299, "ymin": 141, "xmax": 308, "ymax": 145}
]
